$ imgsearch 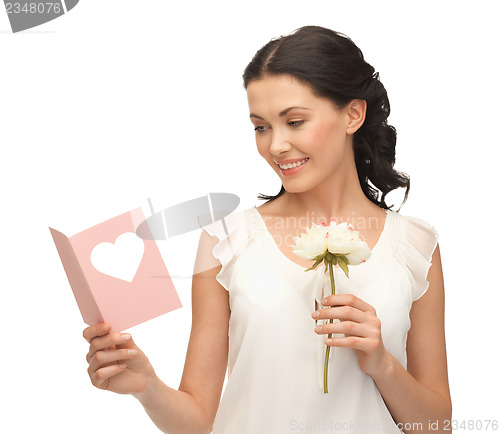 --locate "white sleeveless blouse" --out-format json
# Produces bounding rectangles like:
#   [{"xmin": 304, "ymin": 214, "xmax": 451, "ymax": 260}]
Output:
[{"xmin": 201, "ymin": 205, "xmax": 439, "ymax": 434}]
